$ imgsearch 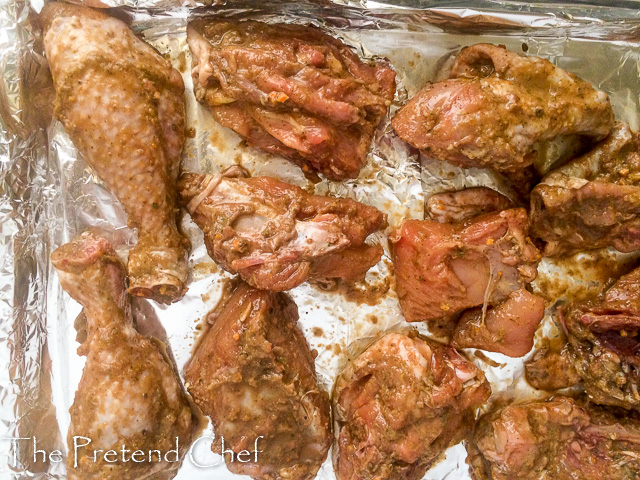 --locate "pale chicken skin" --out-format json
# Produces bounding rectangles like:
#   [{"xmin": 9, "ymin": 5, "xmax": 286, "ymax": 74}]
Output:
[
  {"xmin": 451, "ymin": 289, "xmax": 545, "ymax": 357},
  {"xmin": 392, "ymin": 44, "xmax": 614, "ymax": 176},
  {"xmin": 50, "ymin": 232, "xmax": 199, "ymax": 480},
  {"xmin": 43, "ymin": 3, "xmax": 190, "ymax": 303},
  {"xmin": 178, "ymin": 168, "xmax": 386, "ymax": 291},
  {"xmin": 426, "ymin": 187, "xmax": 514, "ymax": 224},
  {"xmin": 530, "ymin": 122, "xmax": 640, "ymax": 256},
  {"xmin": 187, "ymin": 19, "xmax": 396, "ymax": 180},
  {"xmin": 333, "ymin": 331, "xmax": 491, "ymax": 480},
  {"xmin": 563, "ymin": 266, "xmax": 640, "ymax": 410},
  {"xmin": 468, "ymin": 397, "xmax": 640, "ymax": 480},
  {"xmin": 390, "ymin": 209, "xmax": 540, "ymax": 328},
  {"xmin": 185, "ymin": 281, "xmax": 332, "ymax": 480}
]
